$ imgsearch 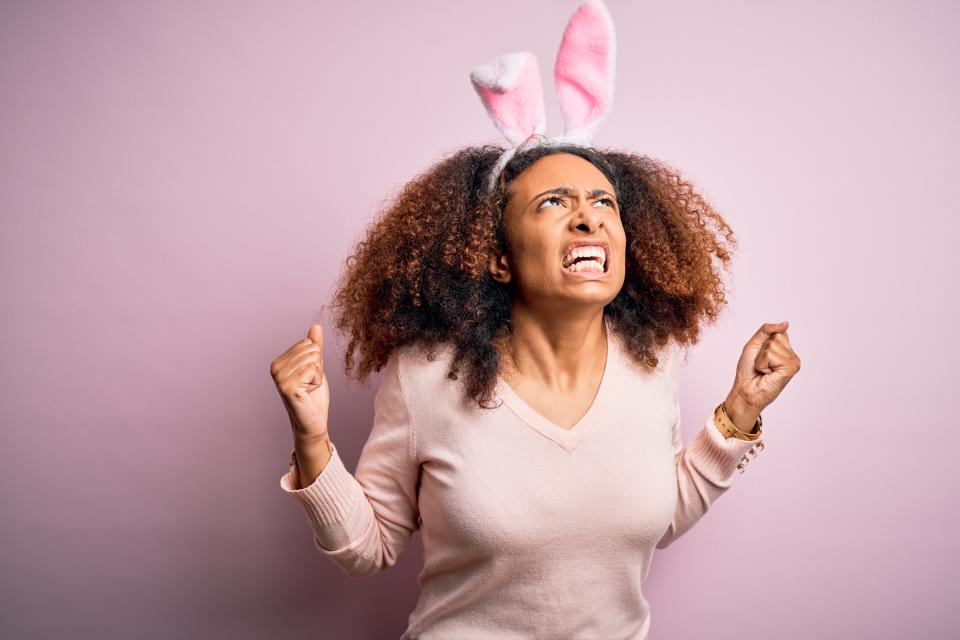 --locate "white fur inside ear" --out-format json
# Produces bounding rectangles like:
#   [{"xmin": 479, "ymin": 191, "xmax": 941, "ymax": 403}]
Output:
[
  {"xmin": 549, "ymin": 130, "xmax": 594, "ymax": 146},
  {"xmin": 470, "ymin": 51, "xmax": 530, "ymax": 91}
]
